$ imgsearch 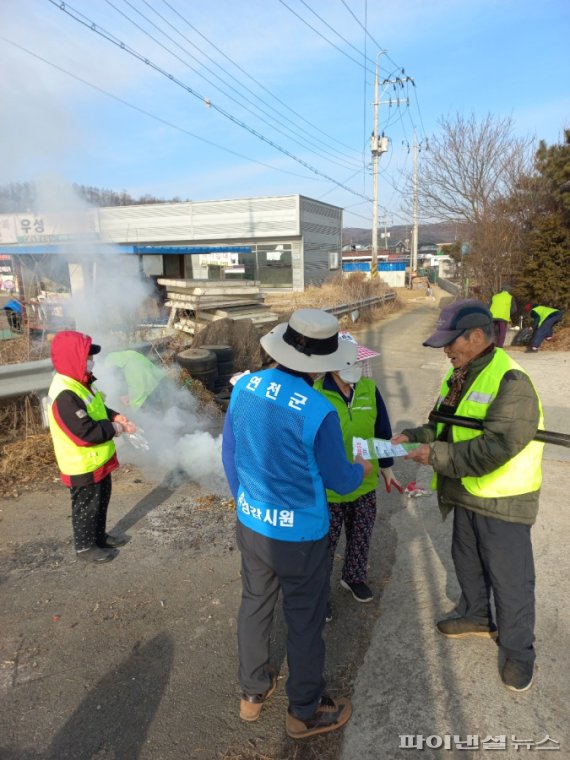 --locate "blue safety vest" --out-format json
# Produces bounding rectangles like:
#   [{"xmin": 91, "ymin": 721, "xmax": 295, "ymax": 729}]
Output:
[{"xmin": 229, "ymin": 367, "xmax": 333, "ymax": 541}]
